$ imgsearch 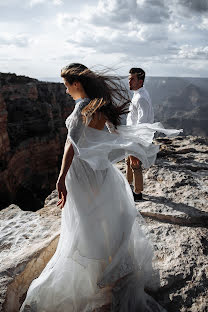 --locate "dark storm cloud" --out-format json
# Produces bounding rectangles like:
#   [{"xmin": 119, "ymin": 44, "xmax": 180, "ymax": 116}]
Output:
[{"xmin": 180, "ymin": 0, "xmax": 208, "ymax": 12}]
